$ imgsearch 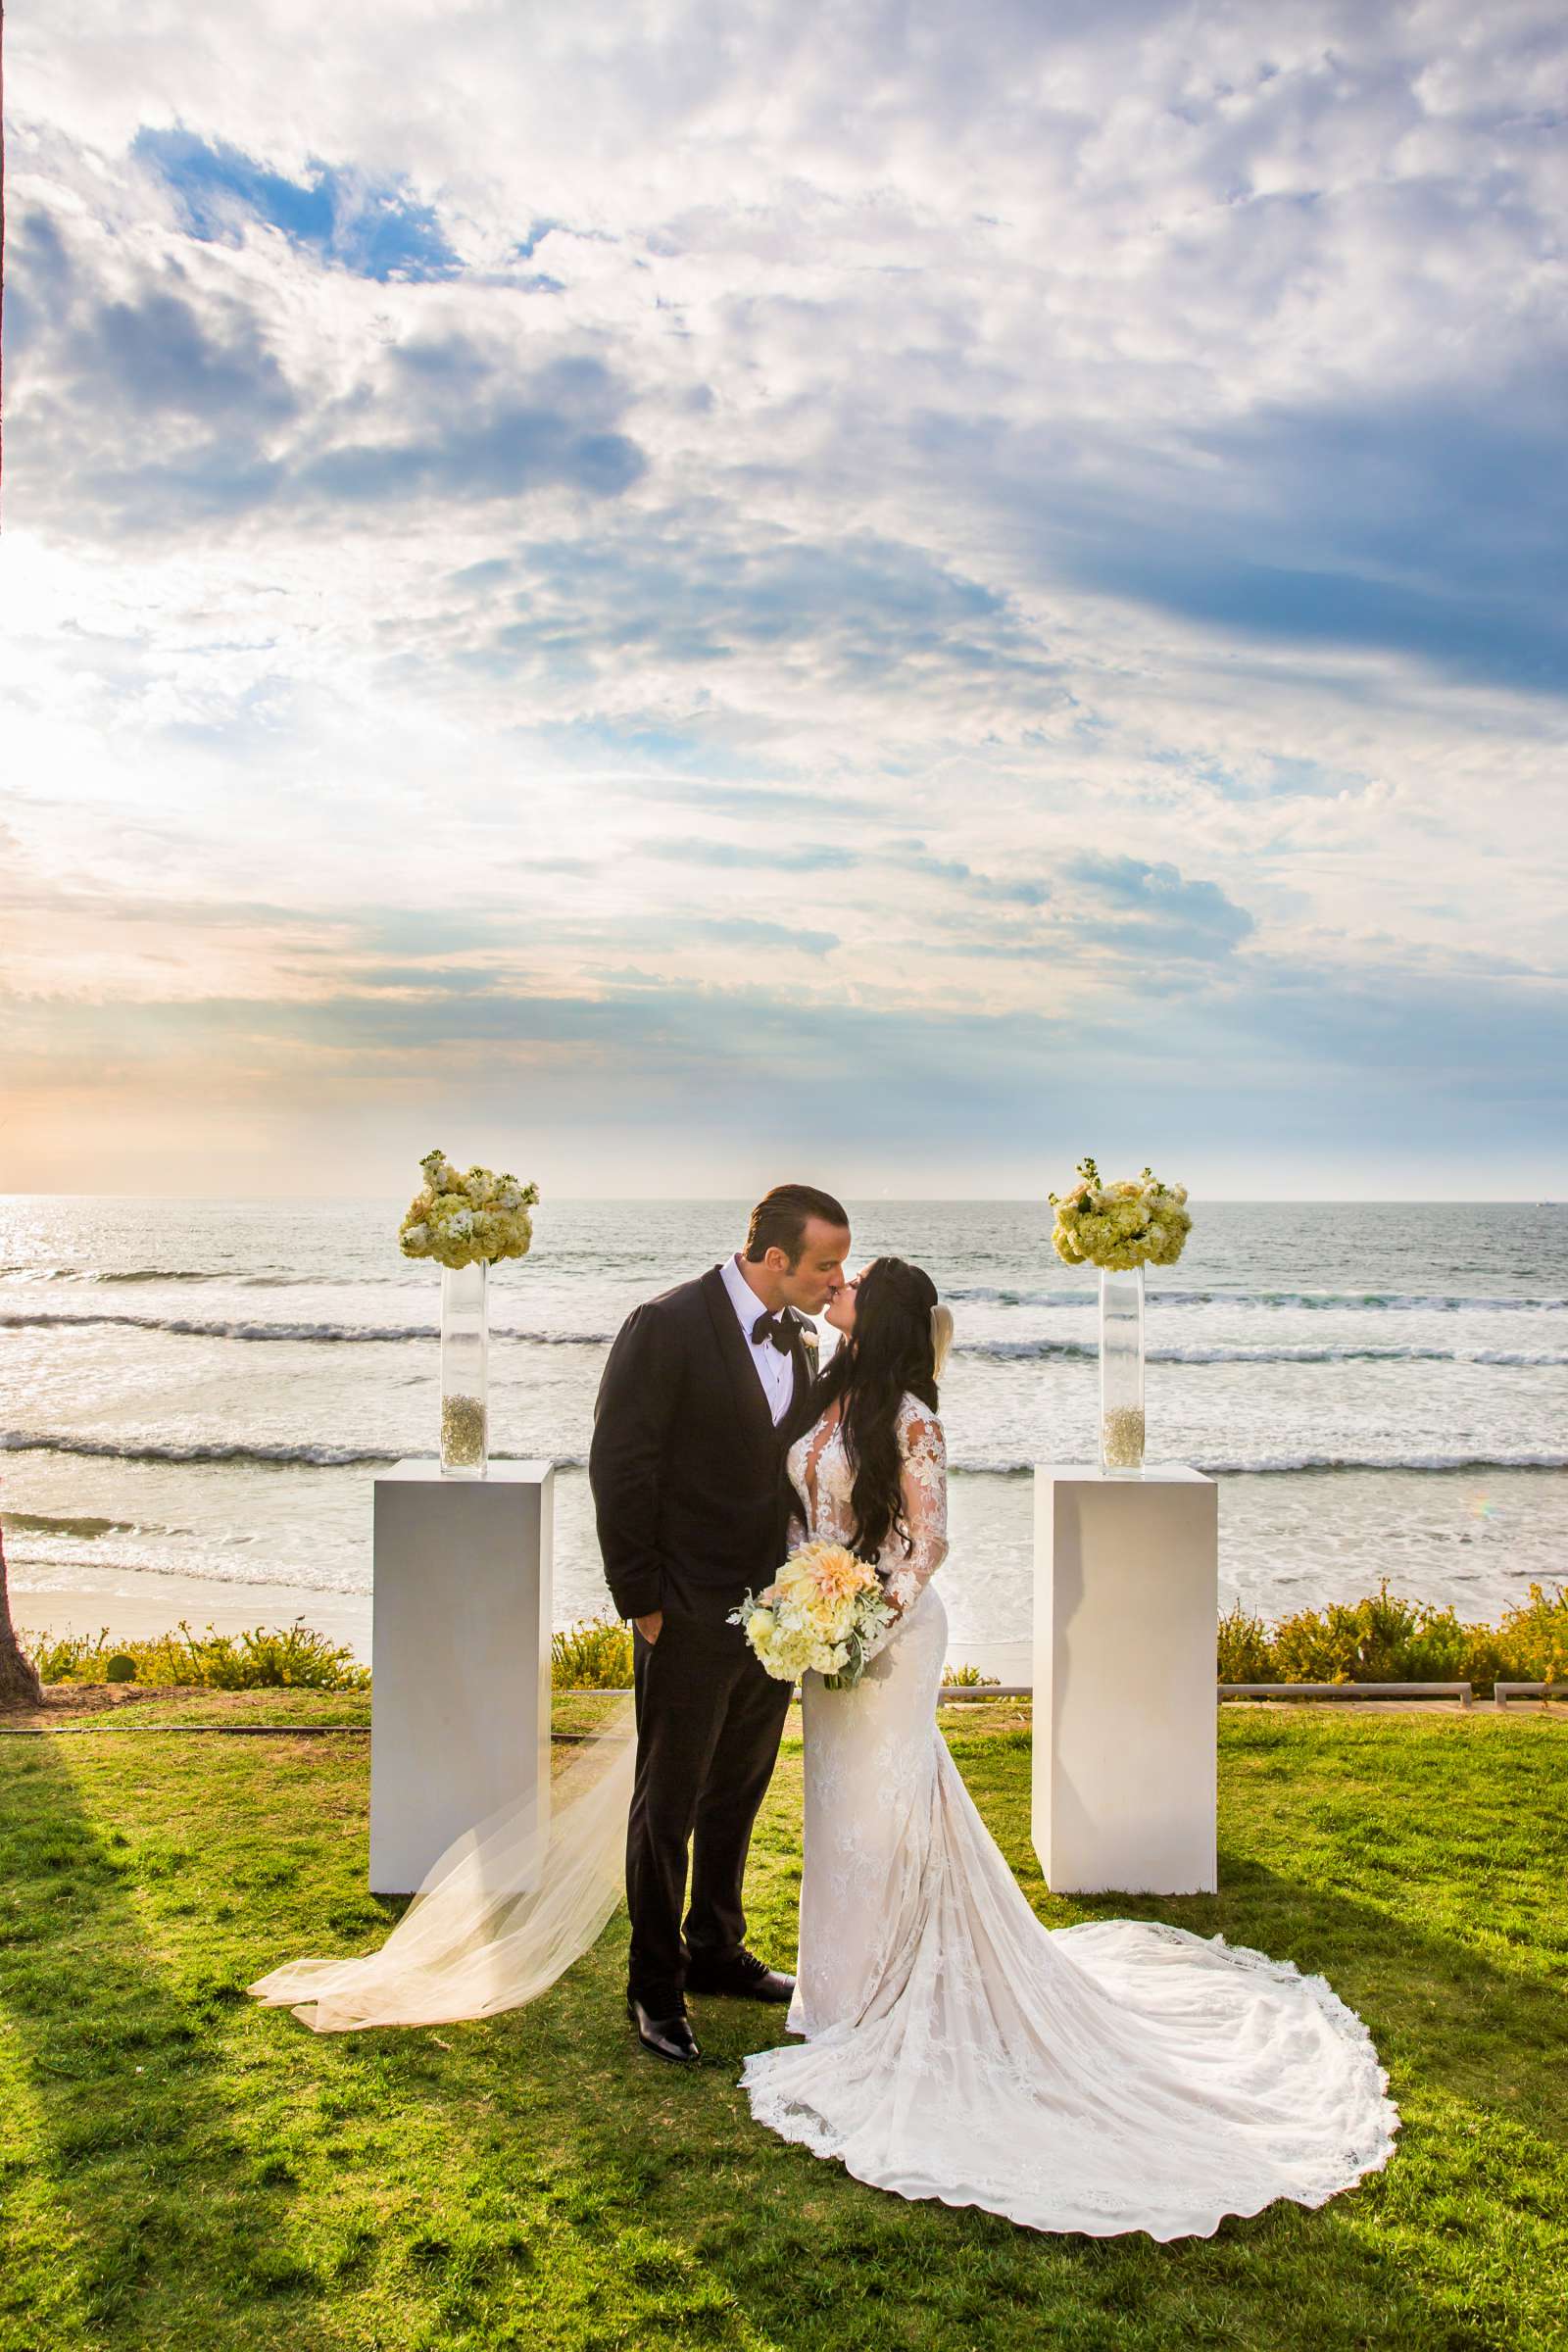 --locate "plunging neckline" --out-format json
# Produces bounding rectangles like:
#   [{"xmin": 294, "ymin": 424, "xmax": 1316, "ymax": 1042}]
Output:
[{"xmin": 800, "ymin": 1400, "xmax": 843, "ymax": 1526}]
